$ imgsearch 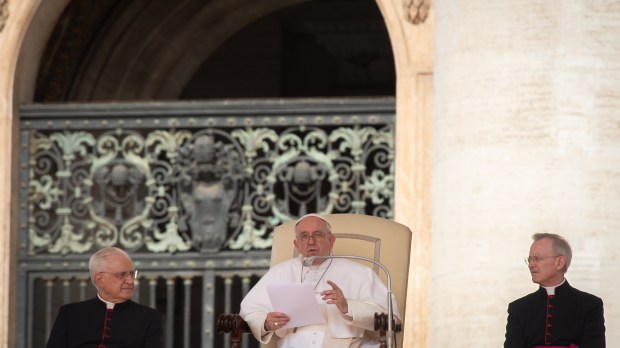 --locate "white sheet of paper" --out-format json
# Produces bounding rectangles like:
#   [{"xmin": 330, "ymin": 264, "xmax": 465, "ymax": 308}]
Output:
[{"xmin": 266, "ymin": 283, "xmax": 326, "ymax": 329}]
